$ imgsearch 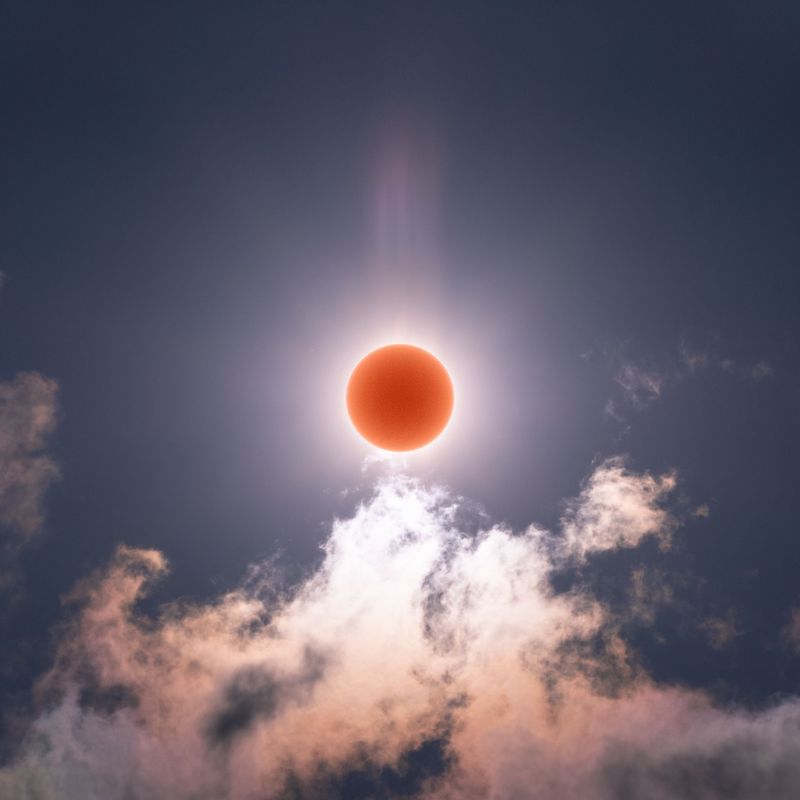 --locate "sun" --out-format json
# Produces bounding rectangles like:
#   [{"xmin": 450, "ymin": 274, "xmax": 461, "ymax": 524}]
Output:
[{"xmin": 346, "ymin": 344, "xmax": 454, "ymax": 451}]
